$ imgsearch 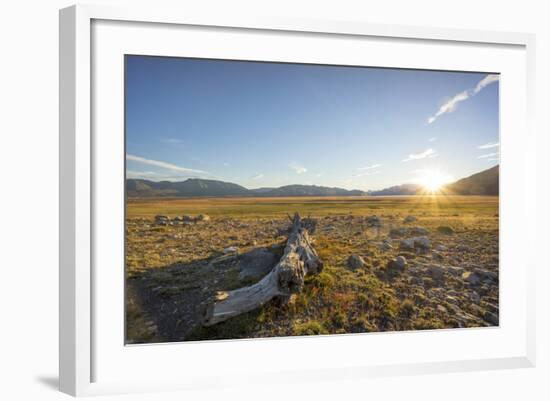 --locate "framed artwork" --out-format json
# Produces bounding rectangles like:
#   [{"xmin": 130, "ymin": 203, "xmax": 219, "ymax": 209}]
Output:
[{"xmin": 60, "ymin": 4, "xmax": 536, "ymax": 396}]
